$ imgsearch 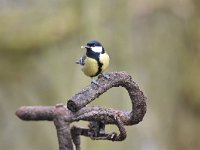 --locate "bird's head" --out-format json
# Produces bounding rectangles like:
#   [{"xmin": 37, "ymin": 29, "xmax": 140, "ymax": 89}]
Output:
[{"xmin": 81, "ymin": 40, "xmax": 105, "ymax": 54}]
